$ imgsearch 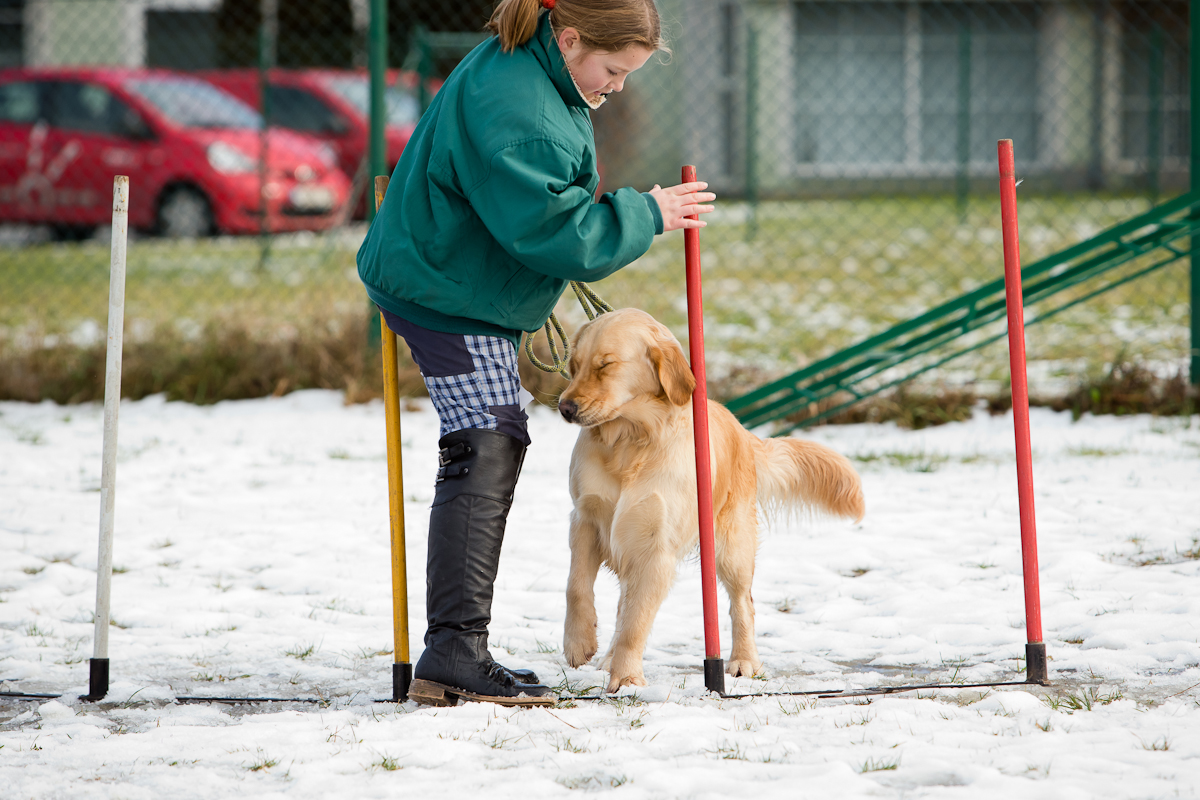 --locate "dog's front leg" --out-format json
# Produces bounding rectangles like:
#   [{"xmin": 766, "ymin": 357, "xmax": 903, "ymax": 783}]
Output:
[
  {"xmin": 605, "ymin": 494, "xmax": 675, "ymax": 693},
  {"xmin": 564, "ymin": 499, "xmax": 608, "ymax": 668}
]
